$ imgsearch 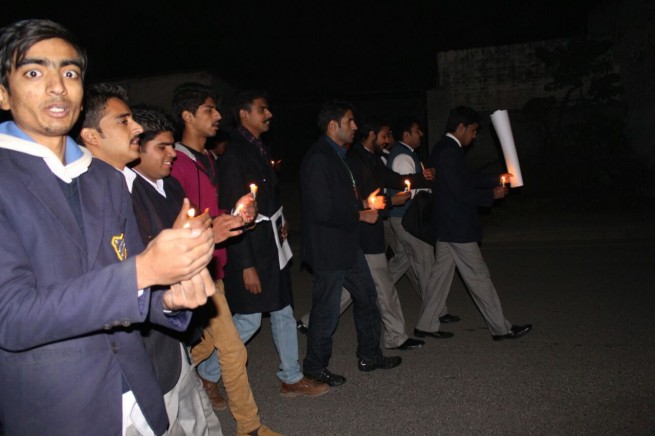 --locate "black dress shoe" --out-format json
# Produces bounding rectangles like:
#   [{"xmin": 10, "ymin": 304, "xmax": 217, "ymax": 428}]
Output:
[
  {"xmin": 414, "ymin": 328, "xmax": 454, "ymax": 339},
  {"xmin": 305, "ymin": 369, "xmax": 346, "ymax": 387},
  {"xmin": 296, "ymin": 320, "xmax": 308, "ymax": 335},
  {"xmin": 358, "ymin": 355, "xmax": 402, "ymax": 372},
  {"xmin": 390, "ymin": 338, "xmax": 425, "ymax": 350},
  {"xmin": 439, "ymin": 313, "xmax": 461, "ymax": 323},
  {"xmin": 492, "ymin": 324, "xmax": 532, "ymax": 341}
]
